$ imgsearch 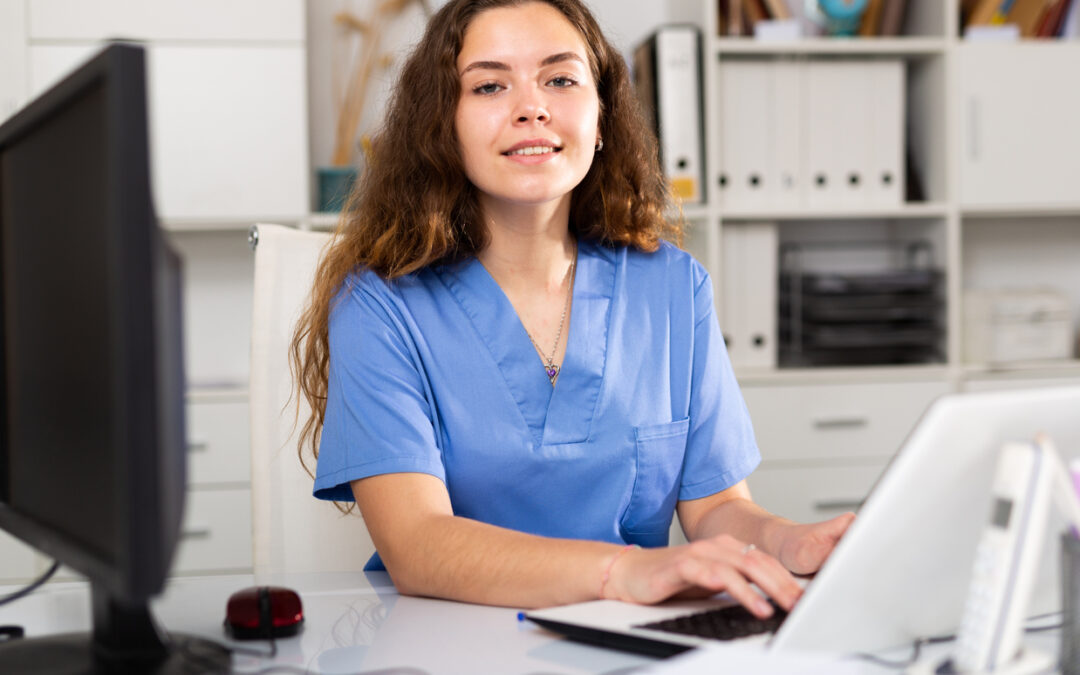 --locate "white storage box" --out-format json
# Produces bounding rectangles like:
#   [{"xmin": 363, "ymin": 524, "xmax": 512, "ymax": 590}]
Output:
[{"xmin": 964, "ymin": 289, "xmax": 1074, "ymax": 364}]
